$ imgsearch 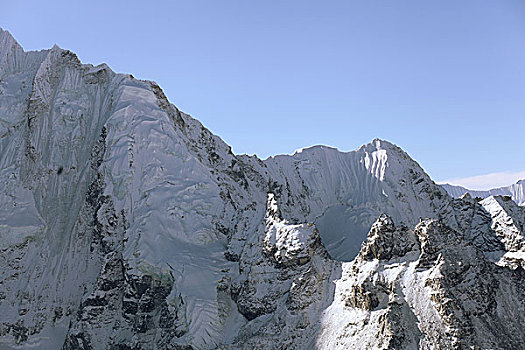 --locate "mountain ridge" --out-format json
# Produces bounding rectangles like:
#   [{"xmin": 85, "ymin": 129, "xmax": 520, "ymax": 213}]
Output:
[{"xmin": 442, "ymin": 180, "xmax": 525, "ymax": 206}]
